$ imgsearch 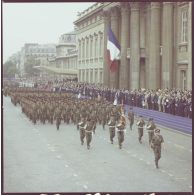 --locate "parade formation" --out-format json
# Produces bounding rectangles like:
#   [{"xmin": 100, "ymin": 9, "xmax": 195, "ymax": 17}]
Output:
[{"xmin": 4, "ymin": 85, "xmax": 165, "ymax": 169}]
